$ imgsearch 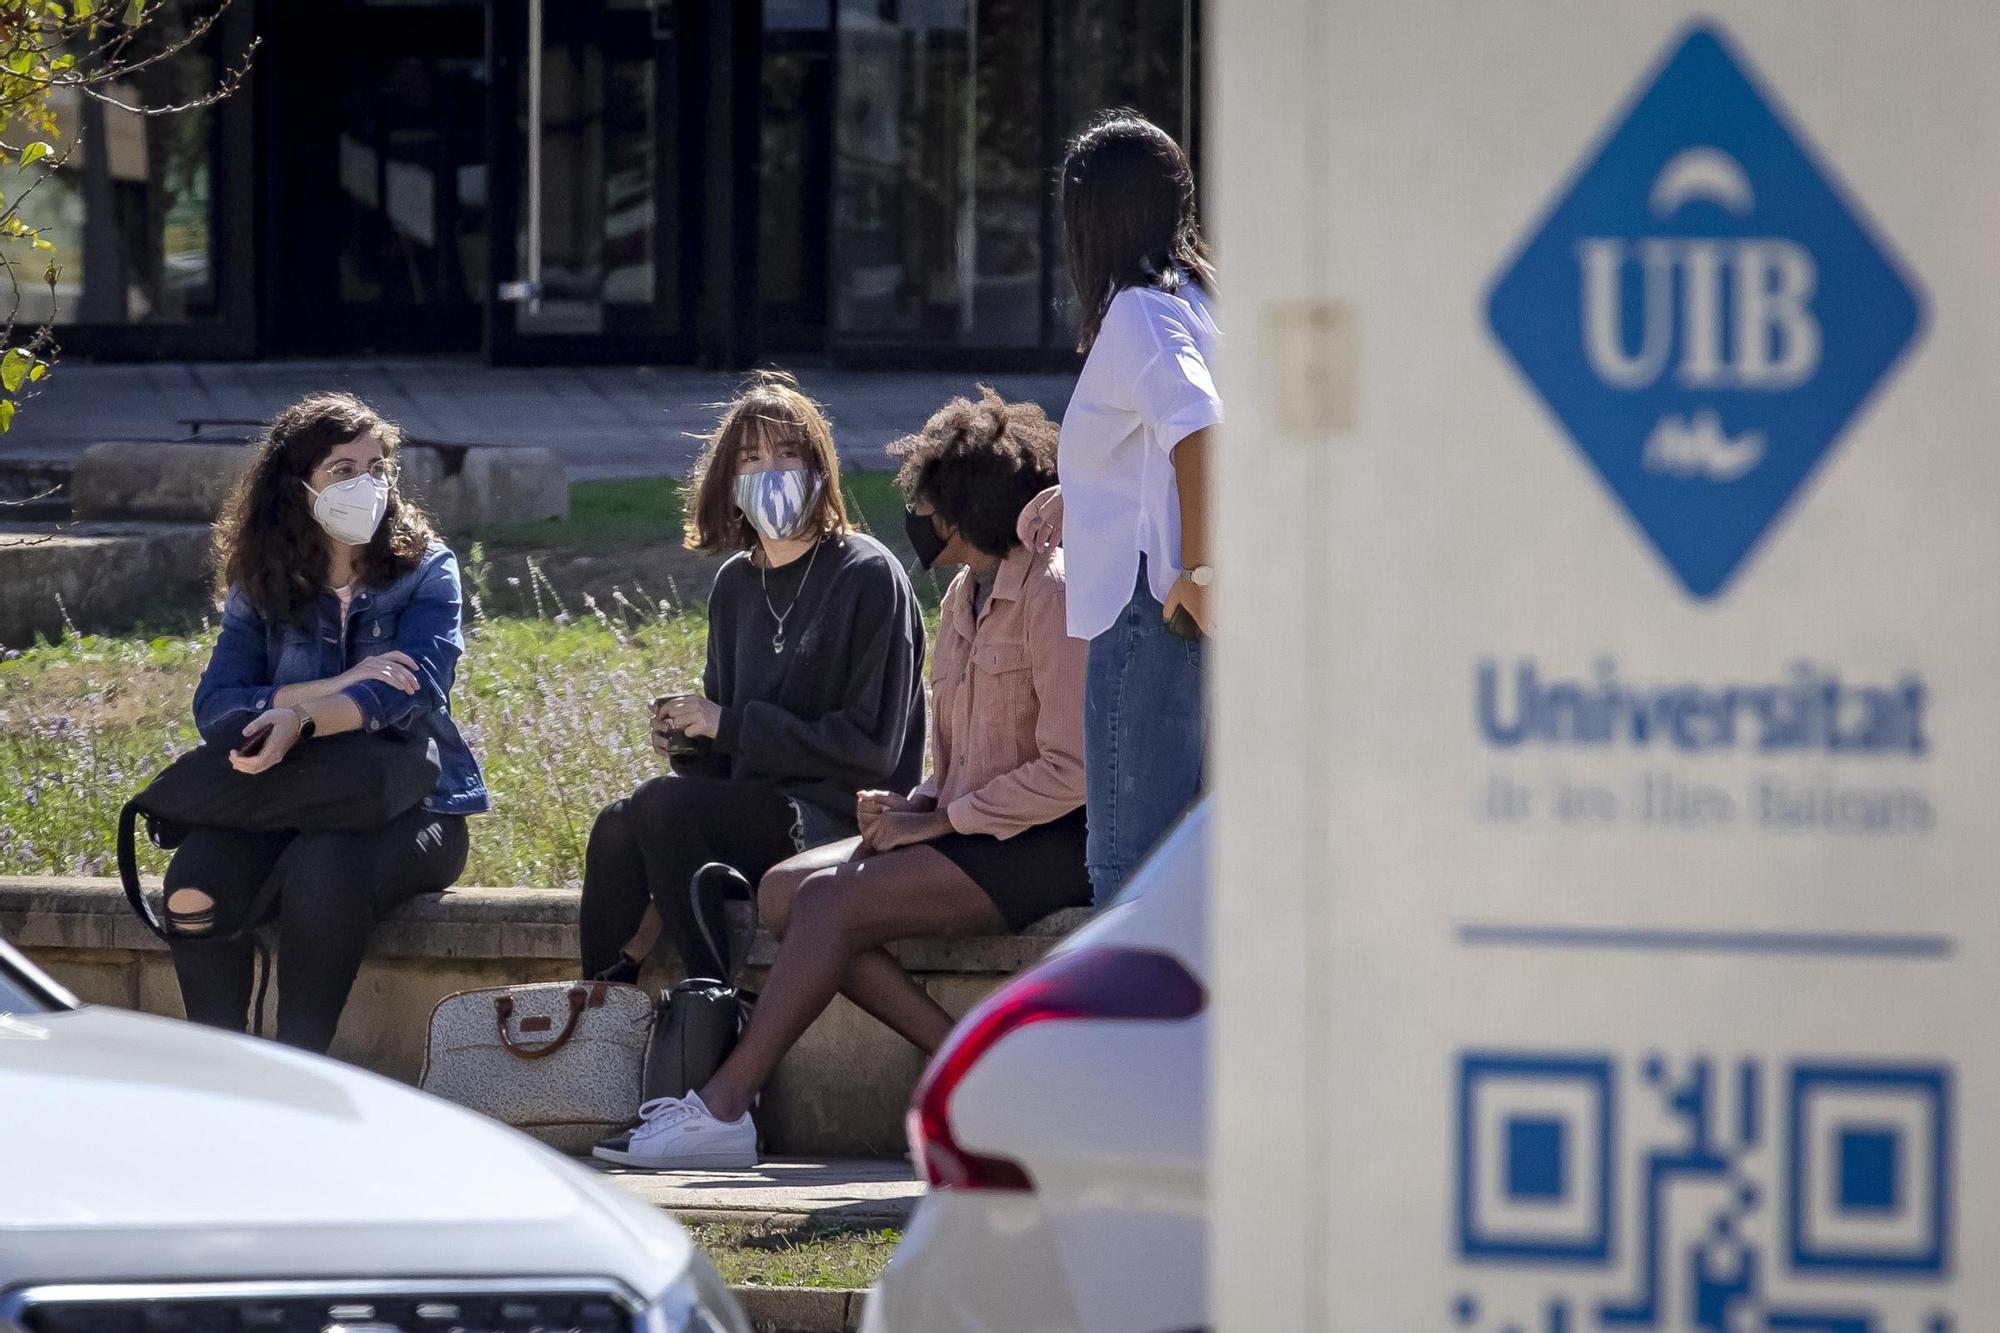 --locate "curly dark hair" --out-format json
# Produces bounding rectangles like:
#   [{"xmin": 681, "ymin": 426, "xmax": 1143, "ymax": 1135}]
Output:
[
  {"xmin": 889, "ymin": 386, "xmax": 1059, "ymax": 557},
  {"xmin": 213, "ymin": 392, "xmax": 436, "ymax": 623}
]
